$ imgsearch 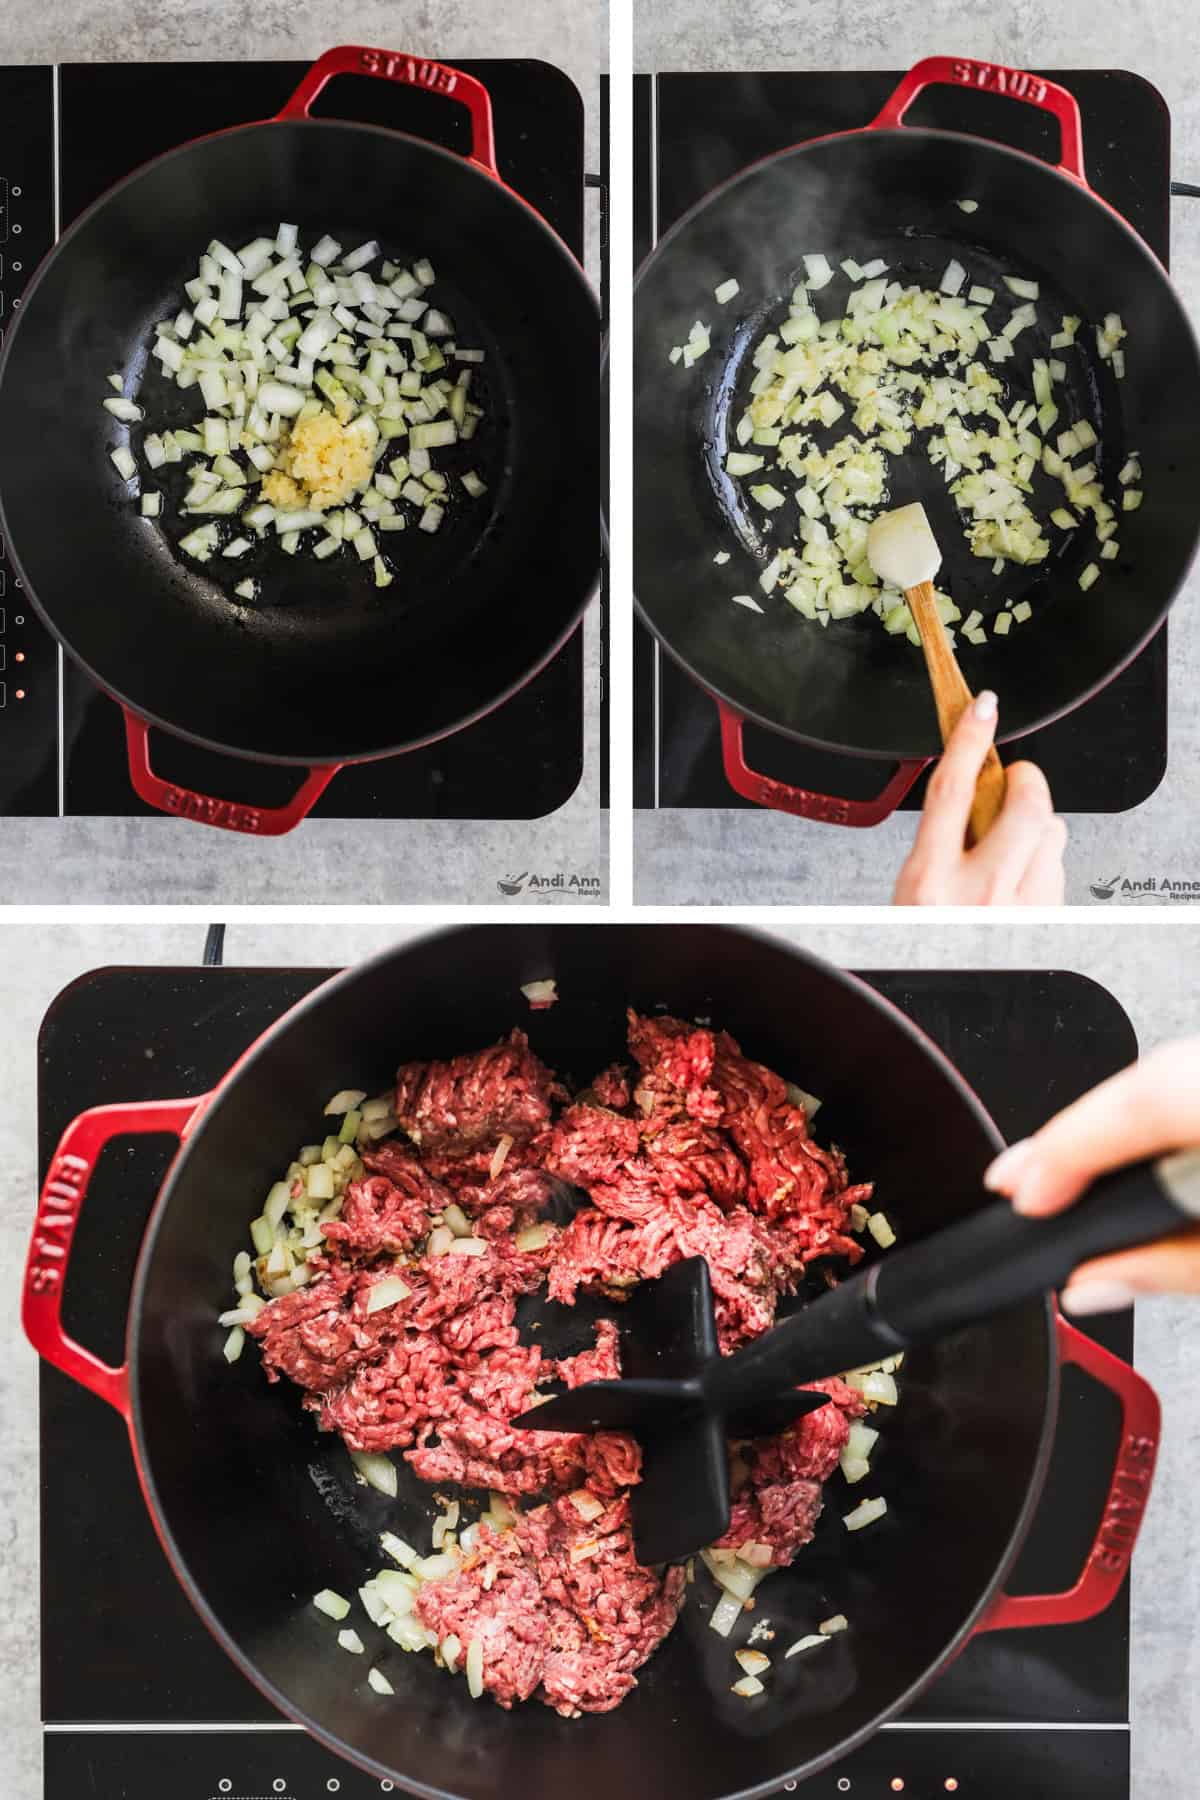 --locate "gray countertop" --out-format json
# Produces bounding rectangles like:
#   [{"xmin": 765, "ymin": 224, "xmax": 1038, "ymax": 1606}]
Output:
[
  {"xmin": 0, "ymin": 918, "xmax": 1196, "ymax": 1799},
  {"xmin": 0, "ymin": 0, "xmax": 605, "ymax": 905},
  {"xmin": 634, "ymin": 5, "xmax": 1200, "ymax": 907}
]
